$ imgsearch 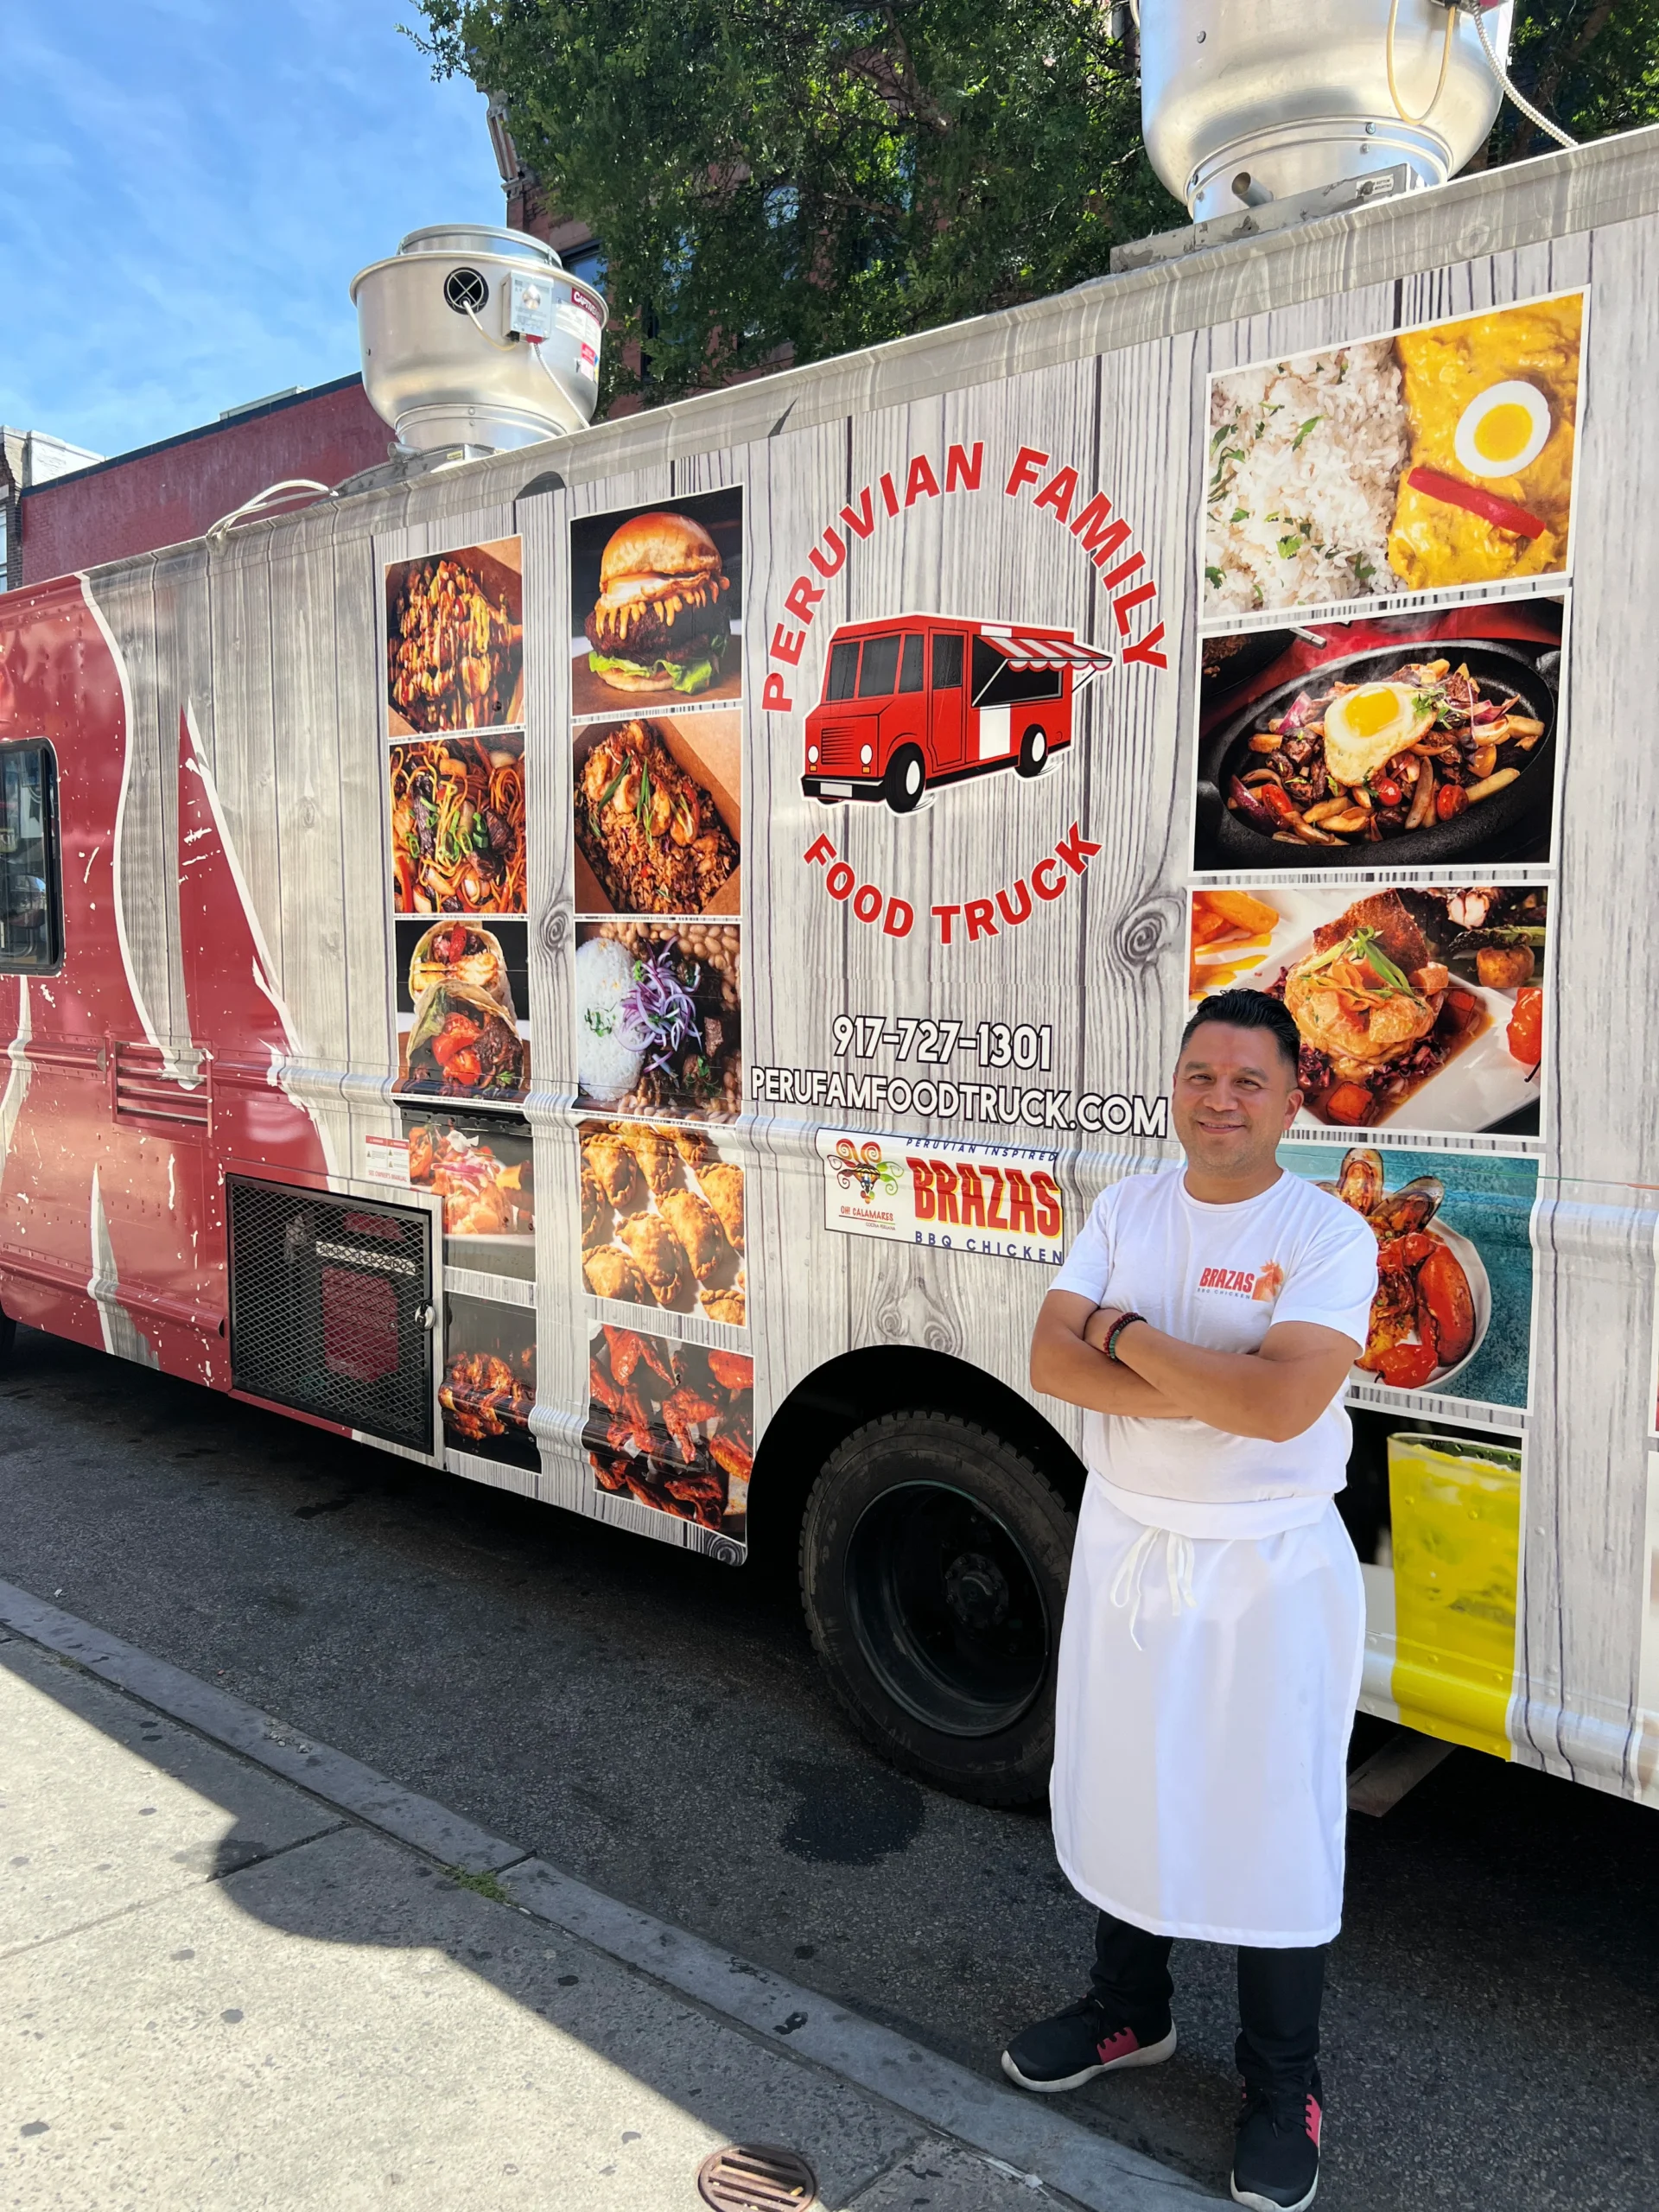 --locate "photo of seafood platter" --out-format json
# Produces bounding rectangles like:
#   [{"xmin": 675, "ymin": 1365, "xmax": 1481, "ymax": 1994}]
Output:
[
  {"xmin": 575, "ymin": 919, "xmax": 741, "ymax": 1123},
  {"xmin": 442, "ymin": 1293, "xmax": 537, "ymax": 1471},
  {"xmin": 396, "ymin": 918, "xmax": 529, "ymax": 1105},
  {"xmin": 581, "ymin": 1118, "xmax": 744, "ymax": 1326},
  {"xmin": 1204, "ymin": 294, "xmax": 1582, "ymax": 618},
  {"xmin": 1283, "ymin": 1144, "xmax": 1537, "ymax": 1413},
  {"xmin": 1190, "ymin": 885, "xmax": 1547, "ymax": 1140},
  {"xmin": 402, "ymin": 1109, "xmax": 535, "ymax": 1281},
  {"xmin": 386, "ymin": 539, "xmax": 524, "ymax": 735},
  {"xmin": 573, "ymin": 714, "xmax": 740, "ymax": 918},
  {"xmin": 586, "ymin": 1323, "xmax": 753, "ymax": 1541},
  {"xmin": 569, "ymin": 489, "xmax": 743, "ymax": 718},
  {"xmin": 391, "ymin": 732, "xmax": 526, "ymax": 914},
  {"xmin": 1194, "ymin": 605, "xmax": 1560, "ymax": 872}
]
